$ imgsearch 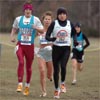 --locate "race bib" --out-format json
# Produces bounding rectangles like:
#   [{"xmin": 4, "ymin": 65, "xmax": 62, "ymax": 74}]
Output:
[
  {"xmin": 21, "ymin": 34, "xmax": 31, "ymax": 42},
  {"xmin": 76, "ymin": 42, "xmax": 83, "ymax": 51},
  {"xmin": 39, "ymin": 35, "xmax": 46, "ymax": 42},
  {"xmin": 21, "ymin": 33, "xmax": 32, "ymax": 45}
]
